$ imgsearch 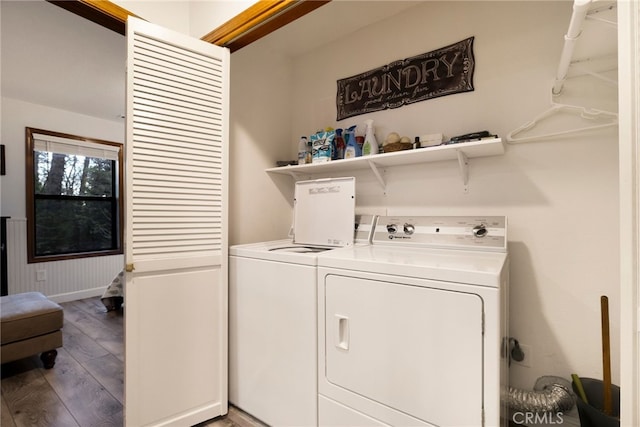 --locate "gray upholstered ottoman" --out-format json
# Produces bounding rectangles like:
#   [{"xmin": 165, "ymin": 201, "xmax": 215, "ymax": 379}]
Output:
[{"xmin": 1, "ymin": 292, "xmax": 63, "ymax": 368}]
